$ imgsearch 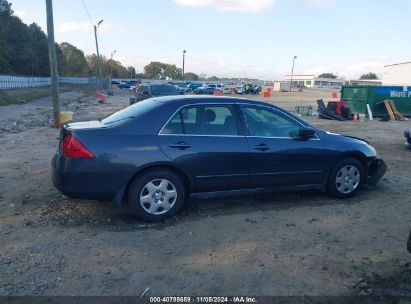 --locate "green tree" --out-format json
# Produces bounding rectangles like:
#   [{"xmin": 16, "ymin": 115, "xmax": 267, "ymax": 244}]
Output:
[
  {"xmin": 183, "ymin": 72, "xmax": 199, "ymax": 81},
  {"xmin": 0, "ymin": 1, "xmax": 63, "ymax": 76},
  {"xmin": 206, "ymin": 76, "xmax": 220, "ymax": 81},
  {"xmin": 0, "ymin": 0, "xmax": 13, "ymax": 73},
  {"xmin": 360, "ymin": 72, "xmax": 378, "ymax": 80},
  {"xmin": 164, "ymin": 64, "xmax": 182, "ymax": 80},
  {"xmin": 60, "ymin": 42, "xmax": 88, "ymax": 76},
  {"xmin": 27, "ymin": 23, "xmax": 49, "ymax": 75},
  {"xmin": 86, "ymin": 54, "xmax": 99, "ymax": 76},
  {"xmin": 144, "ymin": 61, "xmax": 164, "ymax": 79},
  {"xmin": 127, "ymin": 66, "xmax": 136, "ymax": 78},
  {"xmin": 144, "ymin": 62, "xmax": 183, "ymax": 80},
  {"xmin": 6, "ymin": 16, "xmax": 33, "ymax": 75},
  {"xmin": 318, "ymin": 73, "xmax": 337, "ymax": 79}
]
